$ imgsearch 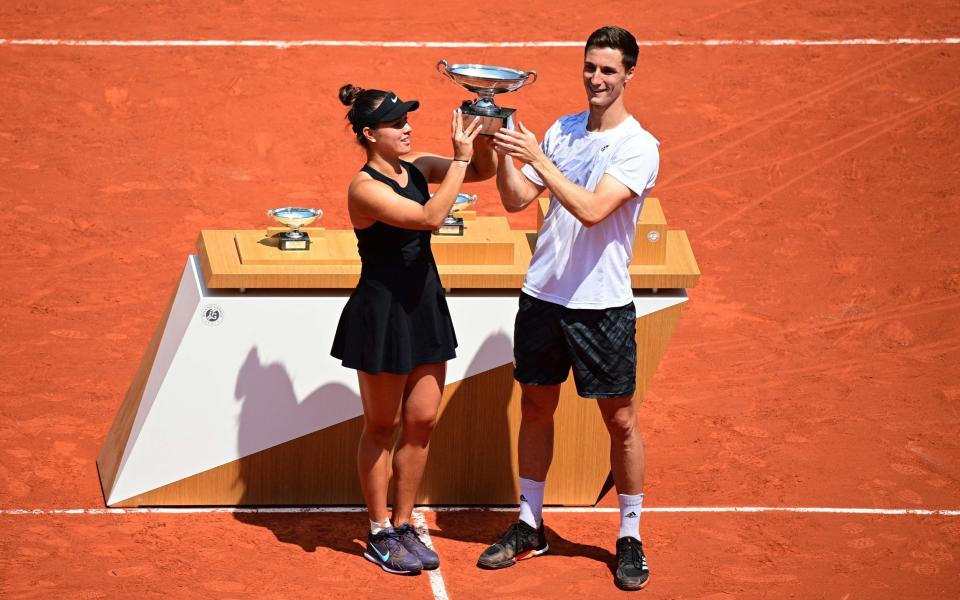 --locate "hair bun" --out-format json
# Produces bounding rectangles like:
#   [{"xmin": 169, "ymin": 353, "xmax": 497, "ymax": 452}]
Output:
[{"xmin": 338, "ymin": 83, "xmax": 364, "ymax": 106}]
